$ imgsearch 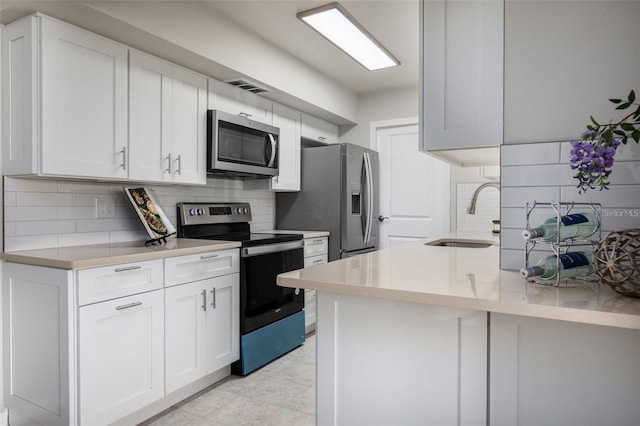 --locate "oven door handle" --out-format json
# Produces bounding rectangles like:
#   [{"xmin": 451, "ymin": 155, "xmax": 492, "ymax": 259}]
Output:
[{"xmin": 242, "ymin": 240, "xmax": 304, "ymax": 257}]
